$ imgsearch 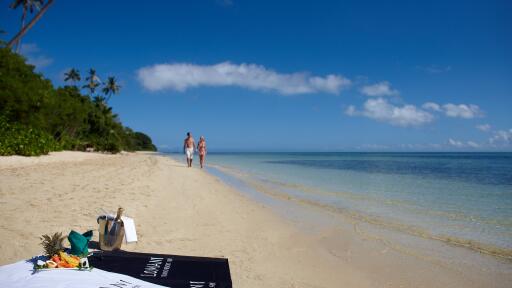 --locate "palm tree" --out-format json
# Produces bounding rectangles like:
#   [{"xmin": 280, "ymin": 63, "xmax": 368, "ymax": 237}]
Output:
[
  {"xmin": 102, "ymin": 76, "xmax": 121, "ymax": 103},
  {"xmin": 64, "ymin": 68, "xmax": 81, "ymax": 86},
  {"xmin": 82, "ymin": 68, "xmax": 101, "ymax": 95},
  {"xmin": 7, "ymin": 0, "xmax": 50, "ymax": 51}
]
